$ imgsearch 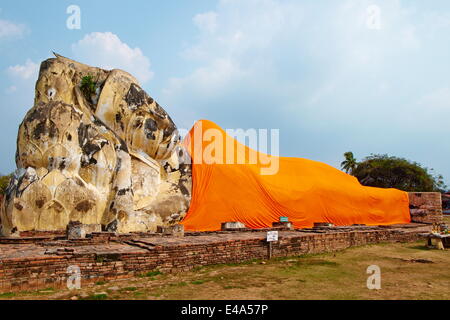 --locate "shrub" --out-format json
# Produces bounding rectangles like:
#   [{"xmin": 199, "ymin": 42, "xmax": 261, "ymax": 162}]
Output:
[
  {"xmin": 80, "ymin": 75, "xmax": 96, "ymax": 98},
  {"xmin": 0, "ymin": 174, "xmax": 12, "ymax": 195}
]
